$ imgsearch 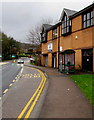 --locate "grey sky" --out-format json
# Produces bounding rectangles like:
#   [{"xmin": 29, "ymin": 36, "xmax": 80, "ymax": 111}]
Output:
[{"xmin": 1, "ymin": 0, "xmax": 93, "ymax": 43}]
